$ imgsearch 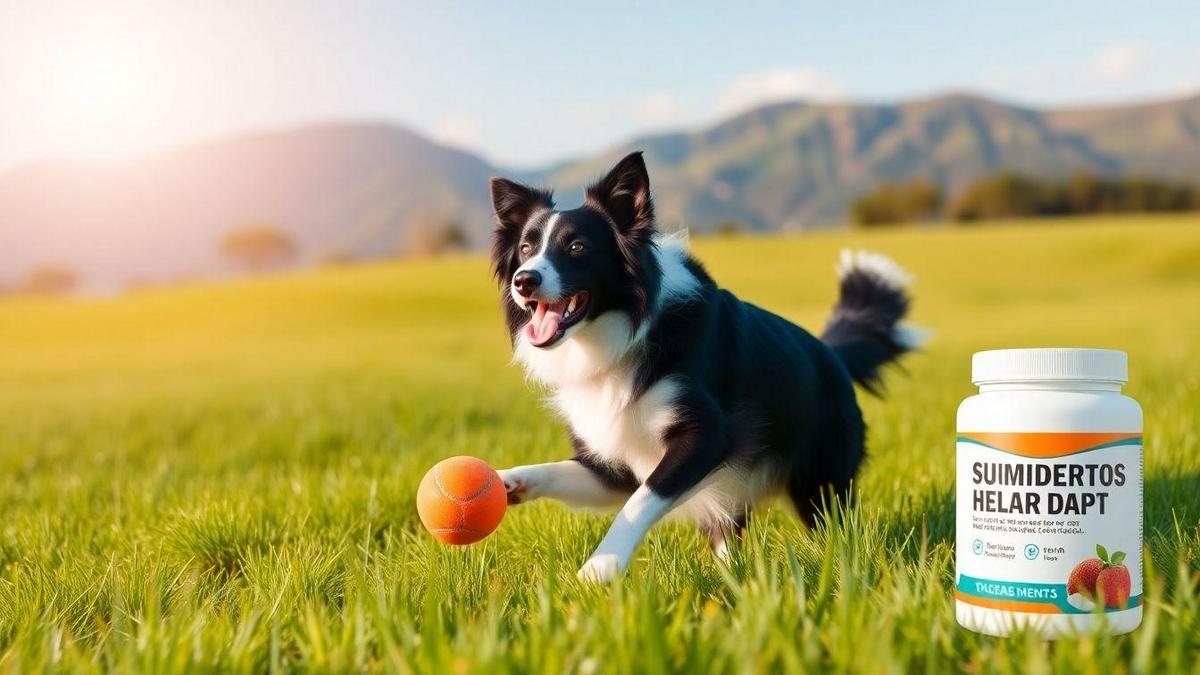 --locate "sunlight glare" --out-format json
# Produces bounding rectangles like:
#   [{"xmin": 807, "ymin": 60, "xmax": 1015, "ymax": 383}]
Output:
[{"xmin": 44, "ymin": 31, "xmax": 159, "ymax": 160}]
